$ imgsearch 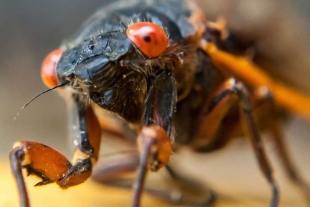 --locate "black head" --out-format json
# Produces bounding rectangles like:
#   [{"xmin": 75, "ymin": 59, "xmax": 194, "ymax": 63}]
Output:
[{"xmin": 56, "ymin": 31, "xmax": 148, "ymax": 123}]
